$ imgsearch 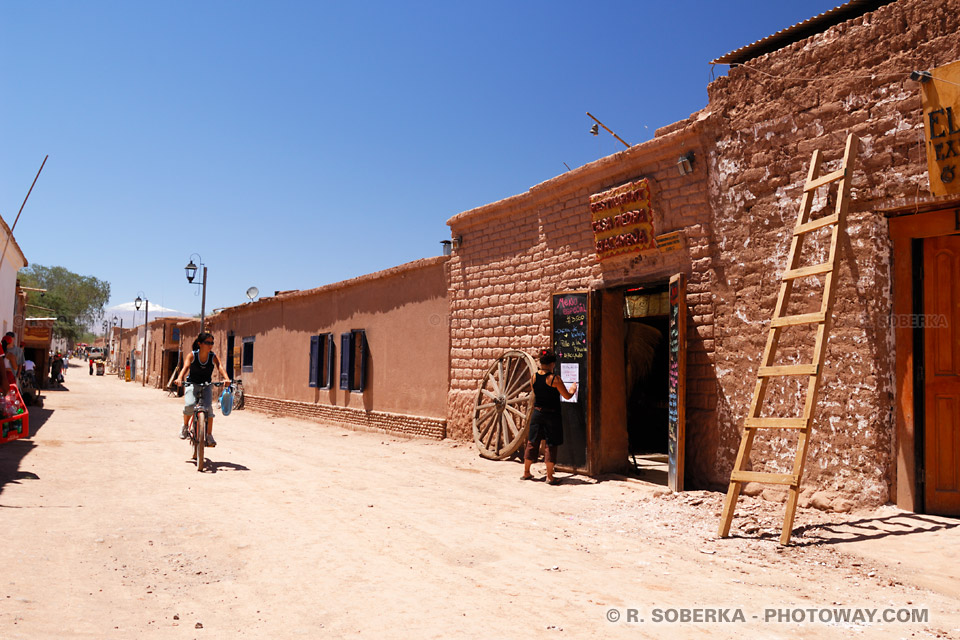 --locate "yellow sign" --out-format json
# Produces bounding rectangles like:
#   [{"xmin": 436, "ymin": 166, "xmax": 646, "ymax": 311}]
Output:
[
  {"xmin": 921, "ymin": 60, "xmax": 960, "ymax": 196},
  {"xmin": 590, "ymin": 178, "xmax": 658, "ymax": 261},
  {"xmin": 655, "ymin": 231, "xmax": 682, "ymax": 254}
]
